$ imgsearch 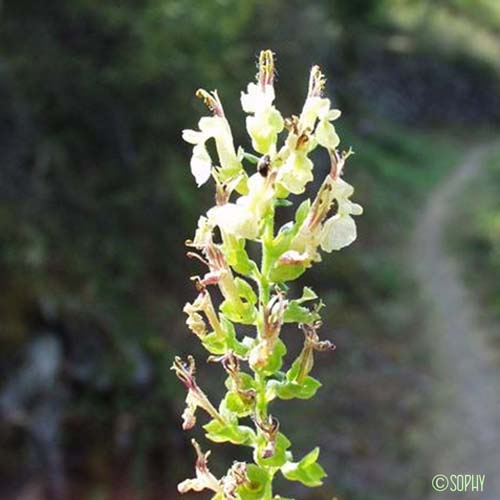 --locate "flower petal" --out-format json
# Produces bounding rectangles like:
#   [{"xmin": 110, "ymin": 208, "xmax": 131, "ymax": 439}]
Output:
[
  {"xmin": 190, "ymin": 144, "xmax": 212, "ymax": 187},
  {"xmin": 277, "ymin": 152, "xmax": 313, "ymax": 194},
  {"xmin": 300, "ymin": 96, "xmax": 330, "ymax": 130},
  {"xmin": 182, "ymin": 129, "xmax": 206, "ymax": 144},
  {"xmin": 320, "ymin": 215, "xmax": 357, "ymax": 252},
  {"xmin": 246, "ymin": 108, "xmax": 283, "ymax": 154},
  {"xmin": 327, "ymin": 109, "xmax": 342, "ymax": 121},
  {"xmin": 241, "ymin": 82, "xmax": 275, "ymax": 113},
  {"xmin": 208, "ymin": 204, "xmax": 259, "ymax": 240},
  {"xmin": 350, "ymin": 202, "xmax": 363, "ymax": 216},
  {"xmin": 315, "ymin": 119, "xmax": 340, "ymax": 150}
]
